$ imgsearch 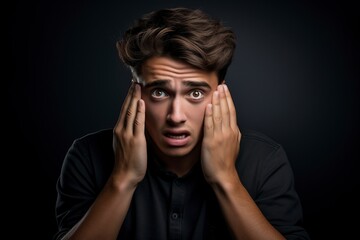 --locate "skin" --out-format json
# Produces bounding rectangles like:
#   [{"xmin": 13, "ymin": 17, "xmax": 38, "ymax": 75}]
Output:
[
  {"xmin": 140, "ymin": 56, "xmax": 219, "ymax": 176},
  {"xmin": 61, "ymin": 56, "xmax": 285, "ymax": 240}
]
